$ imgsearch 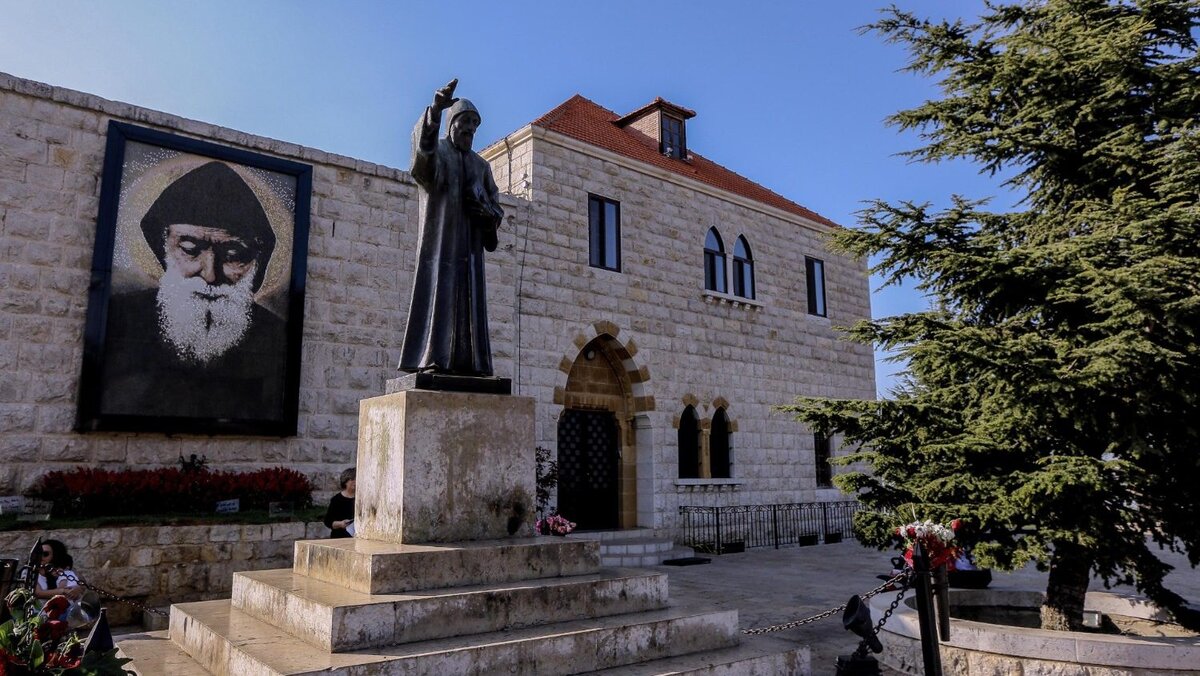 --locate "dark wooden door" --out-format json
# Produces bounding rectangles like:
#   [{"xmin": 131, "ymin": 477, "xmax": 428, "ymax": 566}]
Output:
[{"xmin": 556, "ymin": 409, "xmax": 619, "ymax": 530}]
